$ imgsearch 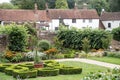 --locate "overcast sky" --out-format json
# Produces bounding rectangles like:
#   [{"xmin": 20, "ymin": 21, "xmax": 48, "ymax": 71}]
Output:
[{"xmin": 0, "ymin": 0, "xmax": 10, "ymax": 3}]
